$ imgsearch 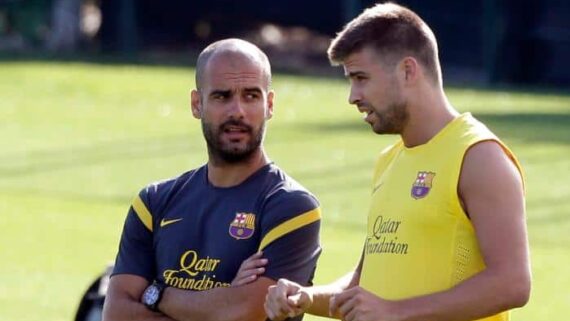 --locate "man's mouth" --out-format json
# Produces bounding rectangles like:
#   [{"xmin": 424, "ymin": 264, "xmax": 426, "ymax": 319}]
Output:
[
  {"xmin": 358, "ymin": 107, "xmax": 374, "ymax": 119},
  {"xmin": 223, "ymin": 125, "xmax": 249, "ymax": 133},
  {"xmin": 221, "ymin": 122, "xmax": 252, "ymax": 141}
]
